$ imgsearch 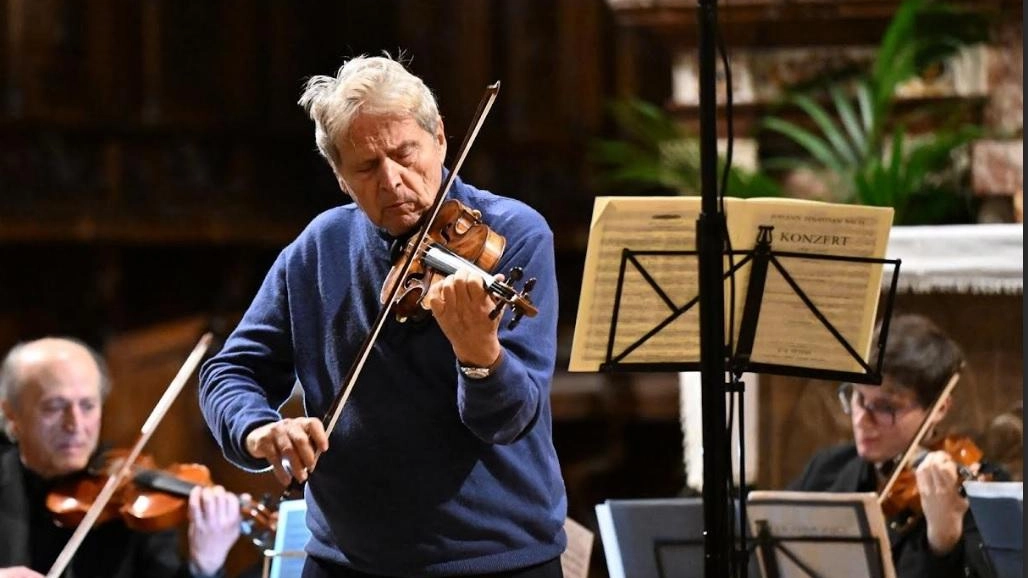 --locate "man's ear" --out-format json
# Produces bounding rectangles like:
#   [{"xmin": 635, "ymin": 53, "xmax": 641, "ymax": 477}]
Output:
[
  {"xmin": 435, "ymin": 117, "xmax": 447, "ymax": 157},
  {"xmin": 1, "ymin": 400, "xmax": 18, "ymax": 439},
  {"xmin": 335, "ymin": 173, "xmax": 353, "ymax": 198}
]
